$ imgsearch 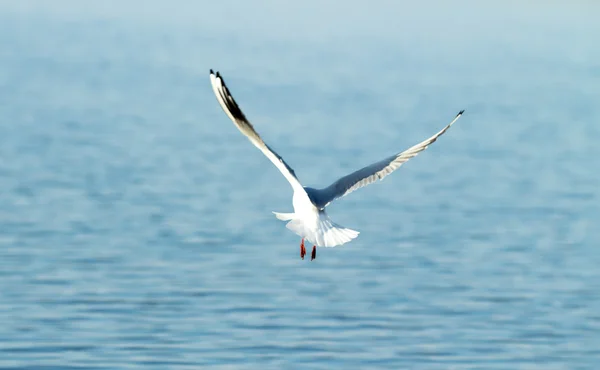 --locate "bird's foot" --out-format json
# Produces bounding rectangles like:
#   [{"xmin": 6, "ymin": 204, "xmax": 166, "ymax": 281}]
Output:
[
  {"xmin": 311, "ymin": 245, "xmax": 316, "ymax": 261},
  {"xmin": 300, "ymin": 238, "xmax": 306, "ymax": 260}
]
